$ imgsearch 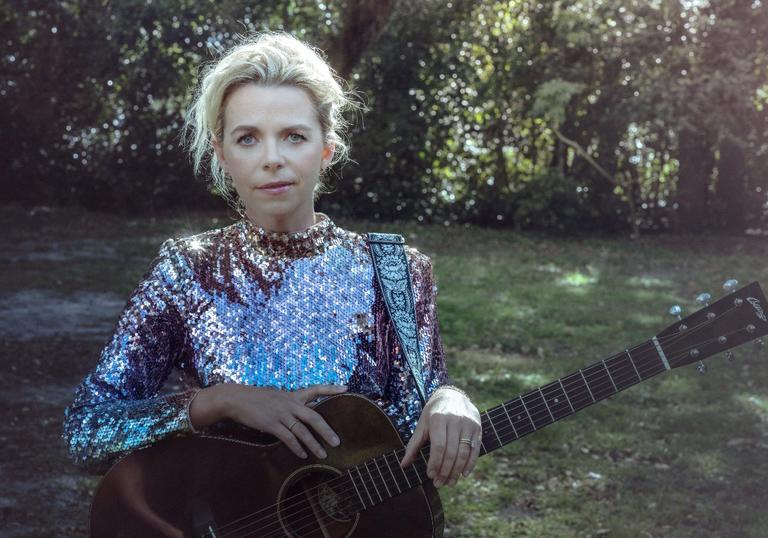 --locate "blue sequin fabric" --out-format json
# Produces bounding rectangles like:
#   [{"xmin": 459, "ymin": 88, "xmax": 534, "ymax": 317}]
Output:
[{"xmin": 63, "ymin": 213, "xmax": 448, "ymax": 472}]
